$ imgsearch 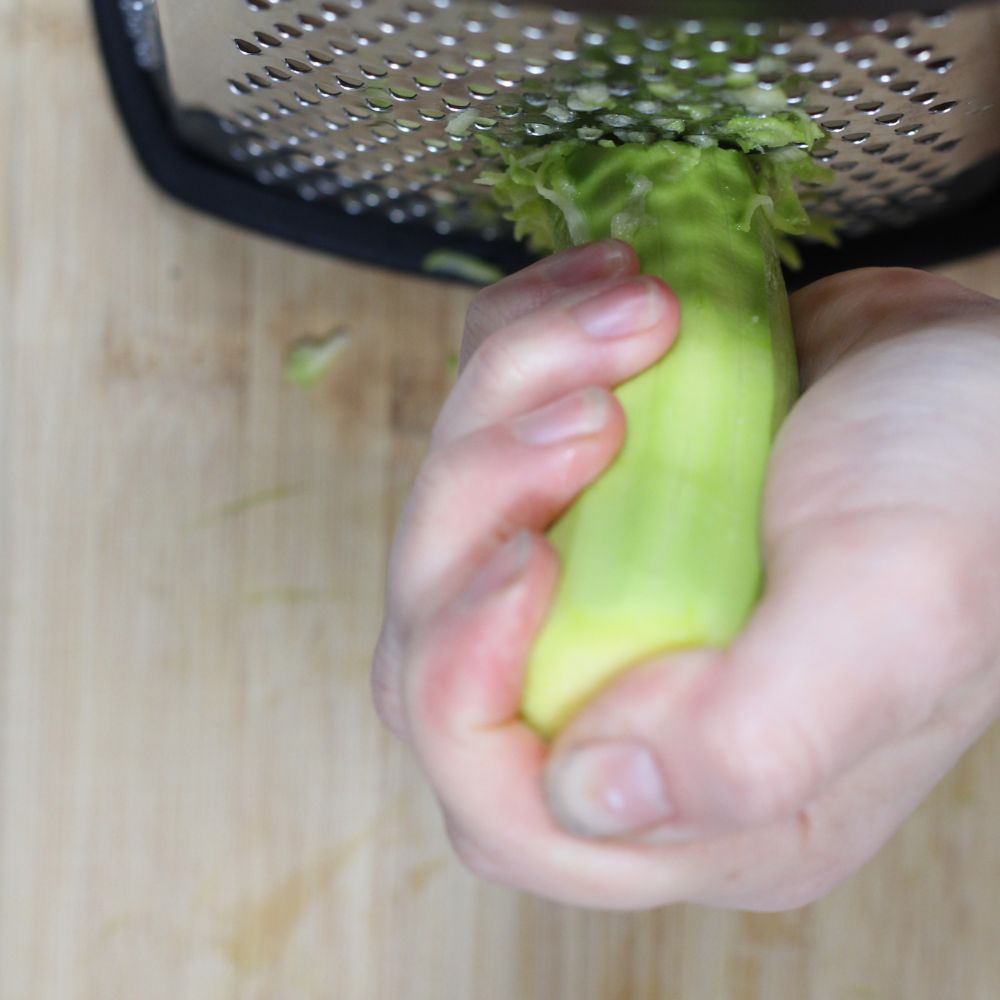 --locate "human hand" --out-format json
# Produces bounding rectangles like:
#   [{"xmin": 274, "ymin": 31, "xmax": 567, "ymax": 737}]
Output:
[{"xmin": 372, "ymin": 242, "xmax": 1000, "ymax": 910}]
